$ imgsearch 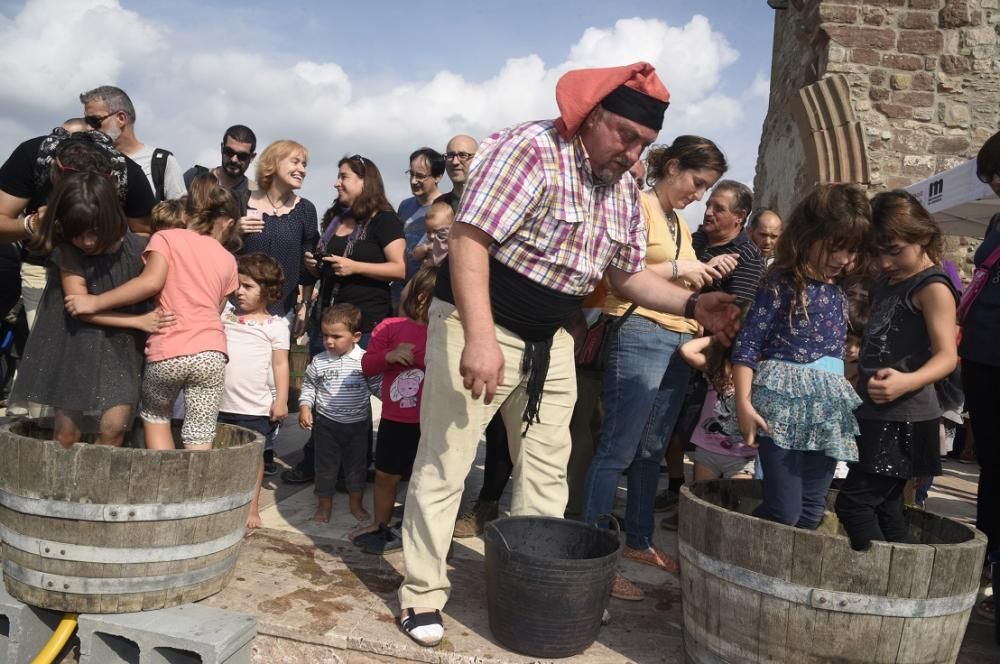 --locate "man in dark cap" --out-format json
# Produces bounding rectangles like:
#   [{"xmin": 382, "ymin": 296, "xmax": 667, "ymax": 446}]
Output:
[{"xmin": 396, "ymin": 62, "xmax": 739, "ymax": 646}]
